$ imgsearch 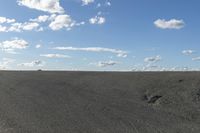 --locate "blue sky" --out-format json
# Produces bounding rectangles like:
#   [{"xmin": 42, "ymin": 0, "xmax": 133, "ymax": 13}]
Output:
[{"xmin": 0, "ymin": 0, "xmax": 200, "ymax": 71}]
